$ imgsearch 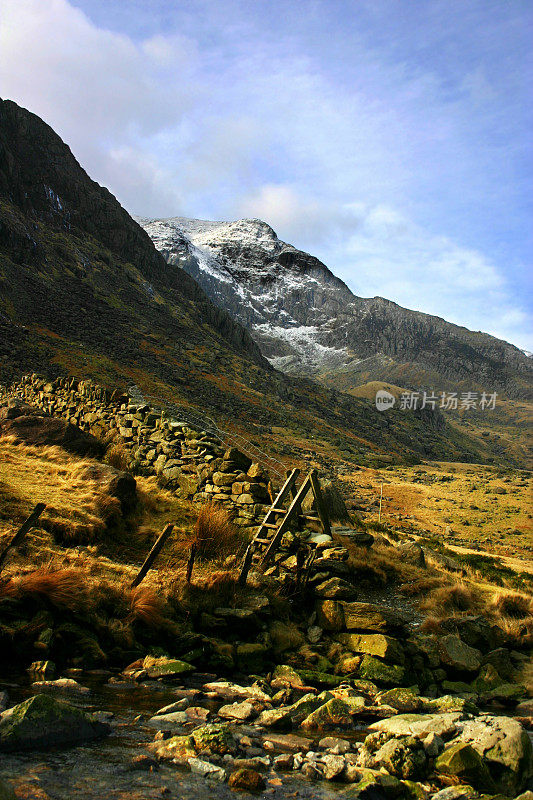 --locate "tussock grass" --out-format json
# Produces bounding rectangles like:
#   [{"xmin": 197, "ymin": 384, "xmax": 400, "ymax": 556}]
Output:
[
  {"xmin": 193, "ymin": 504, "xmax": 243, "ymax": 561},
  {"xmin": 419, "ymin": 582, "xmax": 477, "ymax": 615},
  {"xmin": 104, "ymin": 442, "xmax": 131, "ymax": 471},
  {"xmin": 490, "ymin": 590, "xmax": 533, "ymax": 619}
]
